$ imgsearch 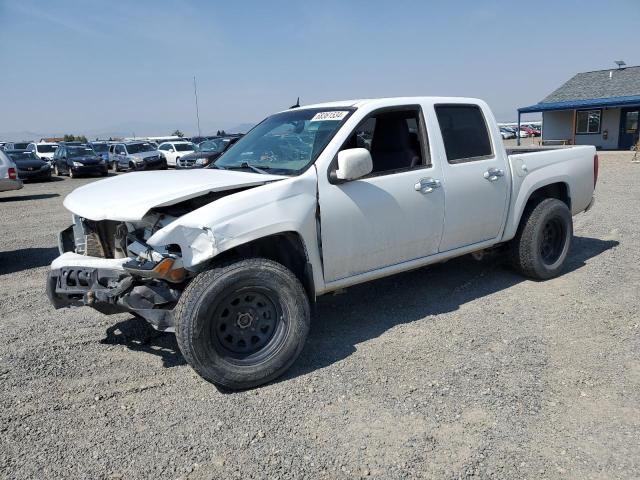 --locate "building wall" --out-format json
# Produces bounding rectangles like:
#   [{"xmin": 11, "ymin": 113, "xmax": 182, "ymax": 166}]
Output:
[{"xmin": 542, "ymin": 108, "xmax": 621, "ymax": 149}]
